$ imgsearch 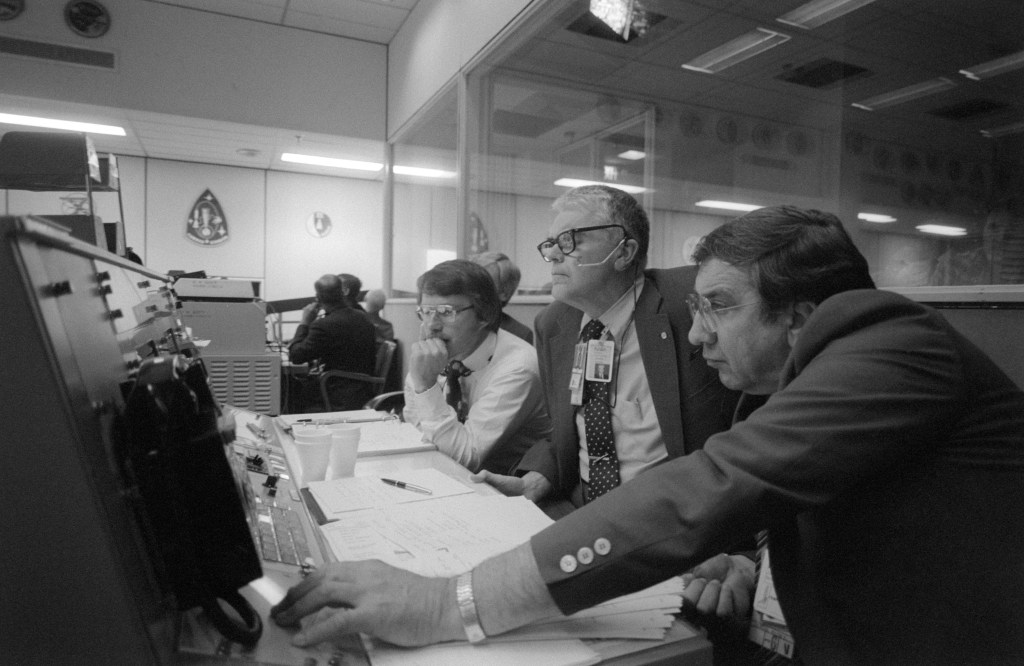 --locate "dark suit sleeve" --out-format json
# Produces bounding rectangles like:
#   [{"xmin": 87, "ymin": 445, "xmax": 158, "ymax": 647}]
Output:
[
  {"xmin": 288, "ymin": 320, "xmax": 325, "ymax": 365},
  {"xmin": 515, "ymin": 306, "xmax": 560, "ymax": 482}
]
